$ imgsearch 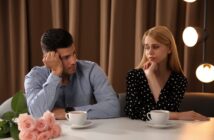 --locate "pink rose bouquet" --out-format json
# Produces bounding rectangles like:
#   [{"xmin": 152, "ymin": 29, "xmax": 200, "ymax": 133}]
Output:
[
  {"xmin": 18, "ymin": 113, "xmax": 36, "ymax": 132},
  {"xmin": 17, "ymin": 111, "xmax": 61, "ymax": 140}
]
